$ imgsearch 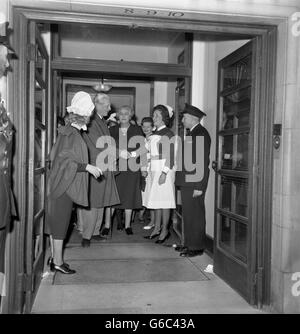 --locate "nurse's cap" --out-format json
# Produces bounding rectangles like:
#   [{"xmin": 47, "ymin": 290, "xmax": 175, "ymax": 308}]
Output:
[{"xmin": 182, "ymin": 103, "xmax": 206, "ymax": 118}]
